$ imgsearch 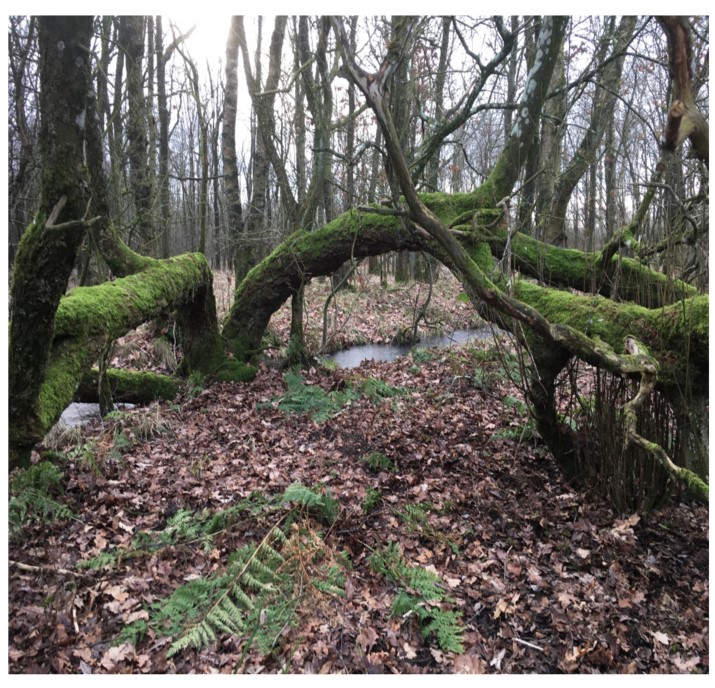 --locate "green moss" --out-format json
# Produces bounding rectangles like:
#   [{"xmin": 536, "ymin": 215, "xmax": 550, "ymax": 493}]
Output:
[
  {"xmin": 657, "ymin": 294, "xmax": 709, "ymax": 363},
  {"xmin": 55, "ymin": 254, "xmax": 214, "ymax": 338},
  {"xmin": 11, "ymin": 218, "xmax": 45, "ymax": 285},
  {"xmin": 211, "ymin": 359, "xmax": 257, "ymax": 383},
  {"xmin": 513, "ymin": 279, "xmax": 651, "ymax": 348},
  {"xmin": 77, "ymin": 368, "xmax": 180, "ymax": 403},
  {"xmin": 677, "ymin": 467, "xmax": 709, "ymax": 502},
  {"xmin": 11, "ymin": 252, "xmax": 227, "ymax": 465},
  {"xmin": 483, "ymin": 228, "xmax": 697, "ymax": 307},
  {"xmin": 511, "ymin": 278, "xmax": 707, "ymax": 391},
  {"xmin": 465, "ymin": 241, "xmax": 494, "ymax": 273}
]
